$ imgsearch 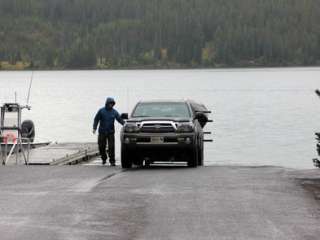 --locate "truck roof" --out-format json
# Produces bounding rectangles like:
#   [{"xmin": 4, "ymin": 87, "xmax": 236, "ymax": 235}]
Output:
[
  {"xmin": 135, "ymin": 100, "xmax": 209, "ymax": 113},
  {"xmin": 137, "ymin": 99, "xmax": 188, "ymax": 103}
]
